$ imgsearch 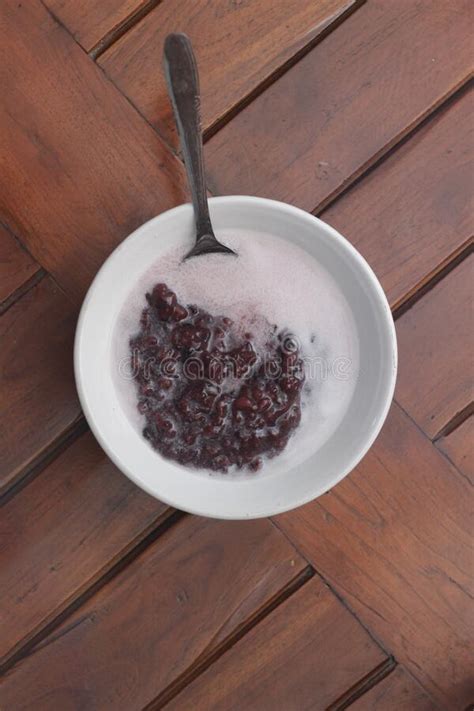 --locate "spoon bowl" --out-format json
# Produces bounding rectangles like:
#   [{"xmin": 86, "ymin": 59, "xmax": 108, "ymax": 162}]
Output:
[{"xmin": 184, "ymin": 232, "xmax": 236, "ymax": 259}]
